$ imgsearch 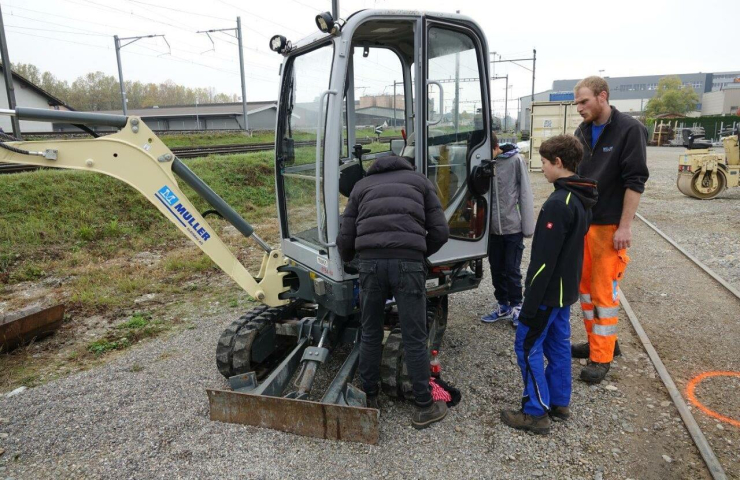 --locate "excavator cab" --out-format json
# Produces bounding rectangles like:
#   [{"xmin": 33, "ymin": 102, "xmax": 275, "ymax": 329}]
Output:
[{"xmin": 275, "ymin": 10, "xmax": 493, "ymax": 296}]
